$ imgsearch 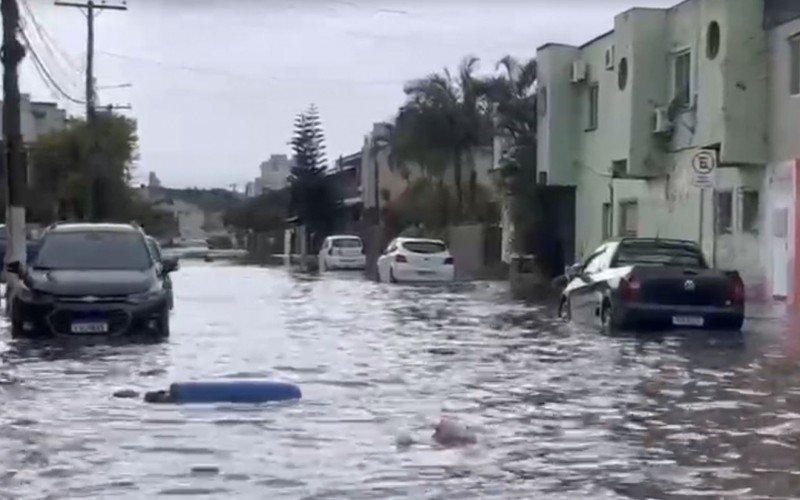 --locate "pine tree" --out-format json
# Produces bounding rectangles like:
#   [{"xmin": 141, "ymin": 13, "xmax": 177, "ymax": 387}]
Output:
[{"xmin": 288, "ymin": 104, "xmax": 336, "ymax": 252}]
